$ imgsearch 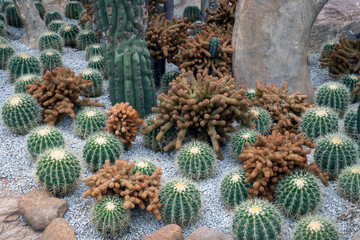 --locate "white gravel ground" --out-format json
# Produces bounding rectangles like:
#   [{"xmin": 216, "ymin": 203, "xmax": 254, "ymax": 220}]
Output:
[{"xmin": 0, "ymin": 25, "xmax": 359, "ymax": 240}]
